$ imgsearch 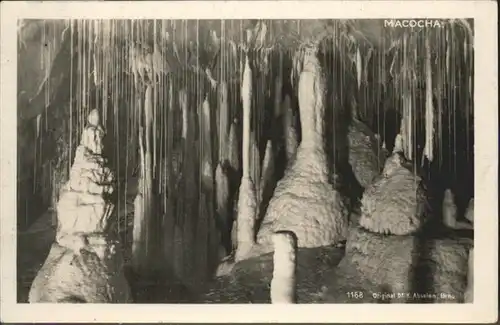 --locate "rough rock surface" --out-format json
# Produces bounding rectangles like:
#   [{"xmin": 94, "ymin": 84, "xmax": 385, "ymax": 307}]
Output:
[
  {"xmin": 28, "ymin": 109, "xmax": 132, "ymax": 303},
  {"xmin": 321, "ymin": 151, "xmax": 472, "ymax": 303},
  {"xmin": 320, "ymin": 226, "xmax": 472, "ymax": 303},
  {"xmin": 359, "ymin": 152, "xmax": 429, "ymax": 235}
]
